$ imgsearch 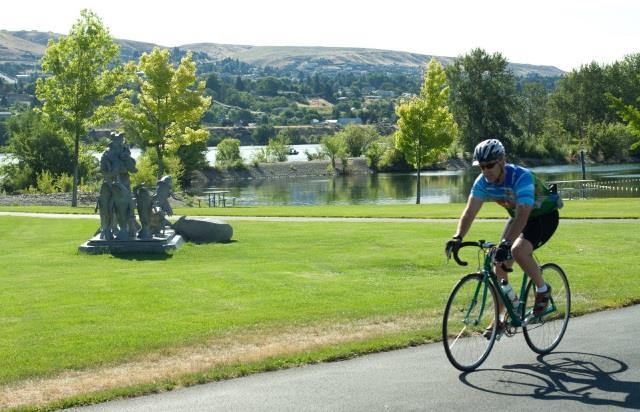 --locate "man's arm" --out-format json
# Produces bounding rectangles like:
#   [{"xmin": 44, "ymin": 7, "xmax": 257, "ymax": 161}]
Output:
[
  {"xmin": 454, "ymin": 196, "xmax": 484, "ymax": 239},
  {"xmin": 502, "ymin": 204, "xmax": 532, "ymax": 242}
]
